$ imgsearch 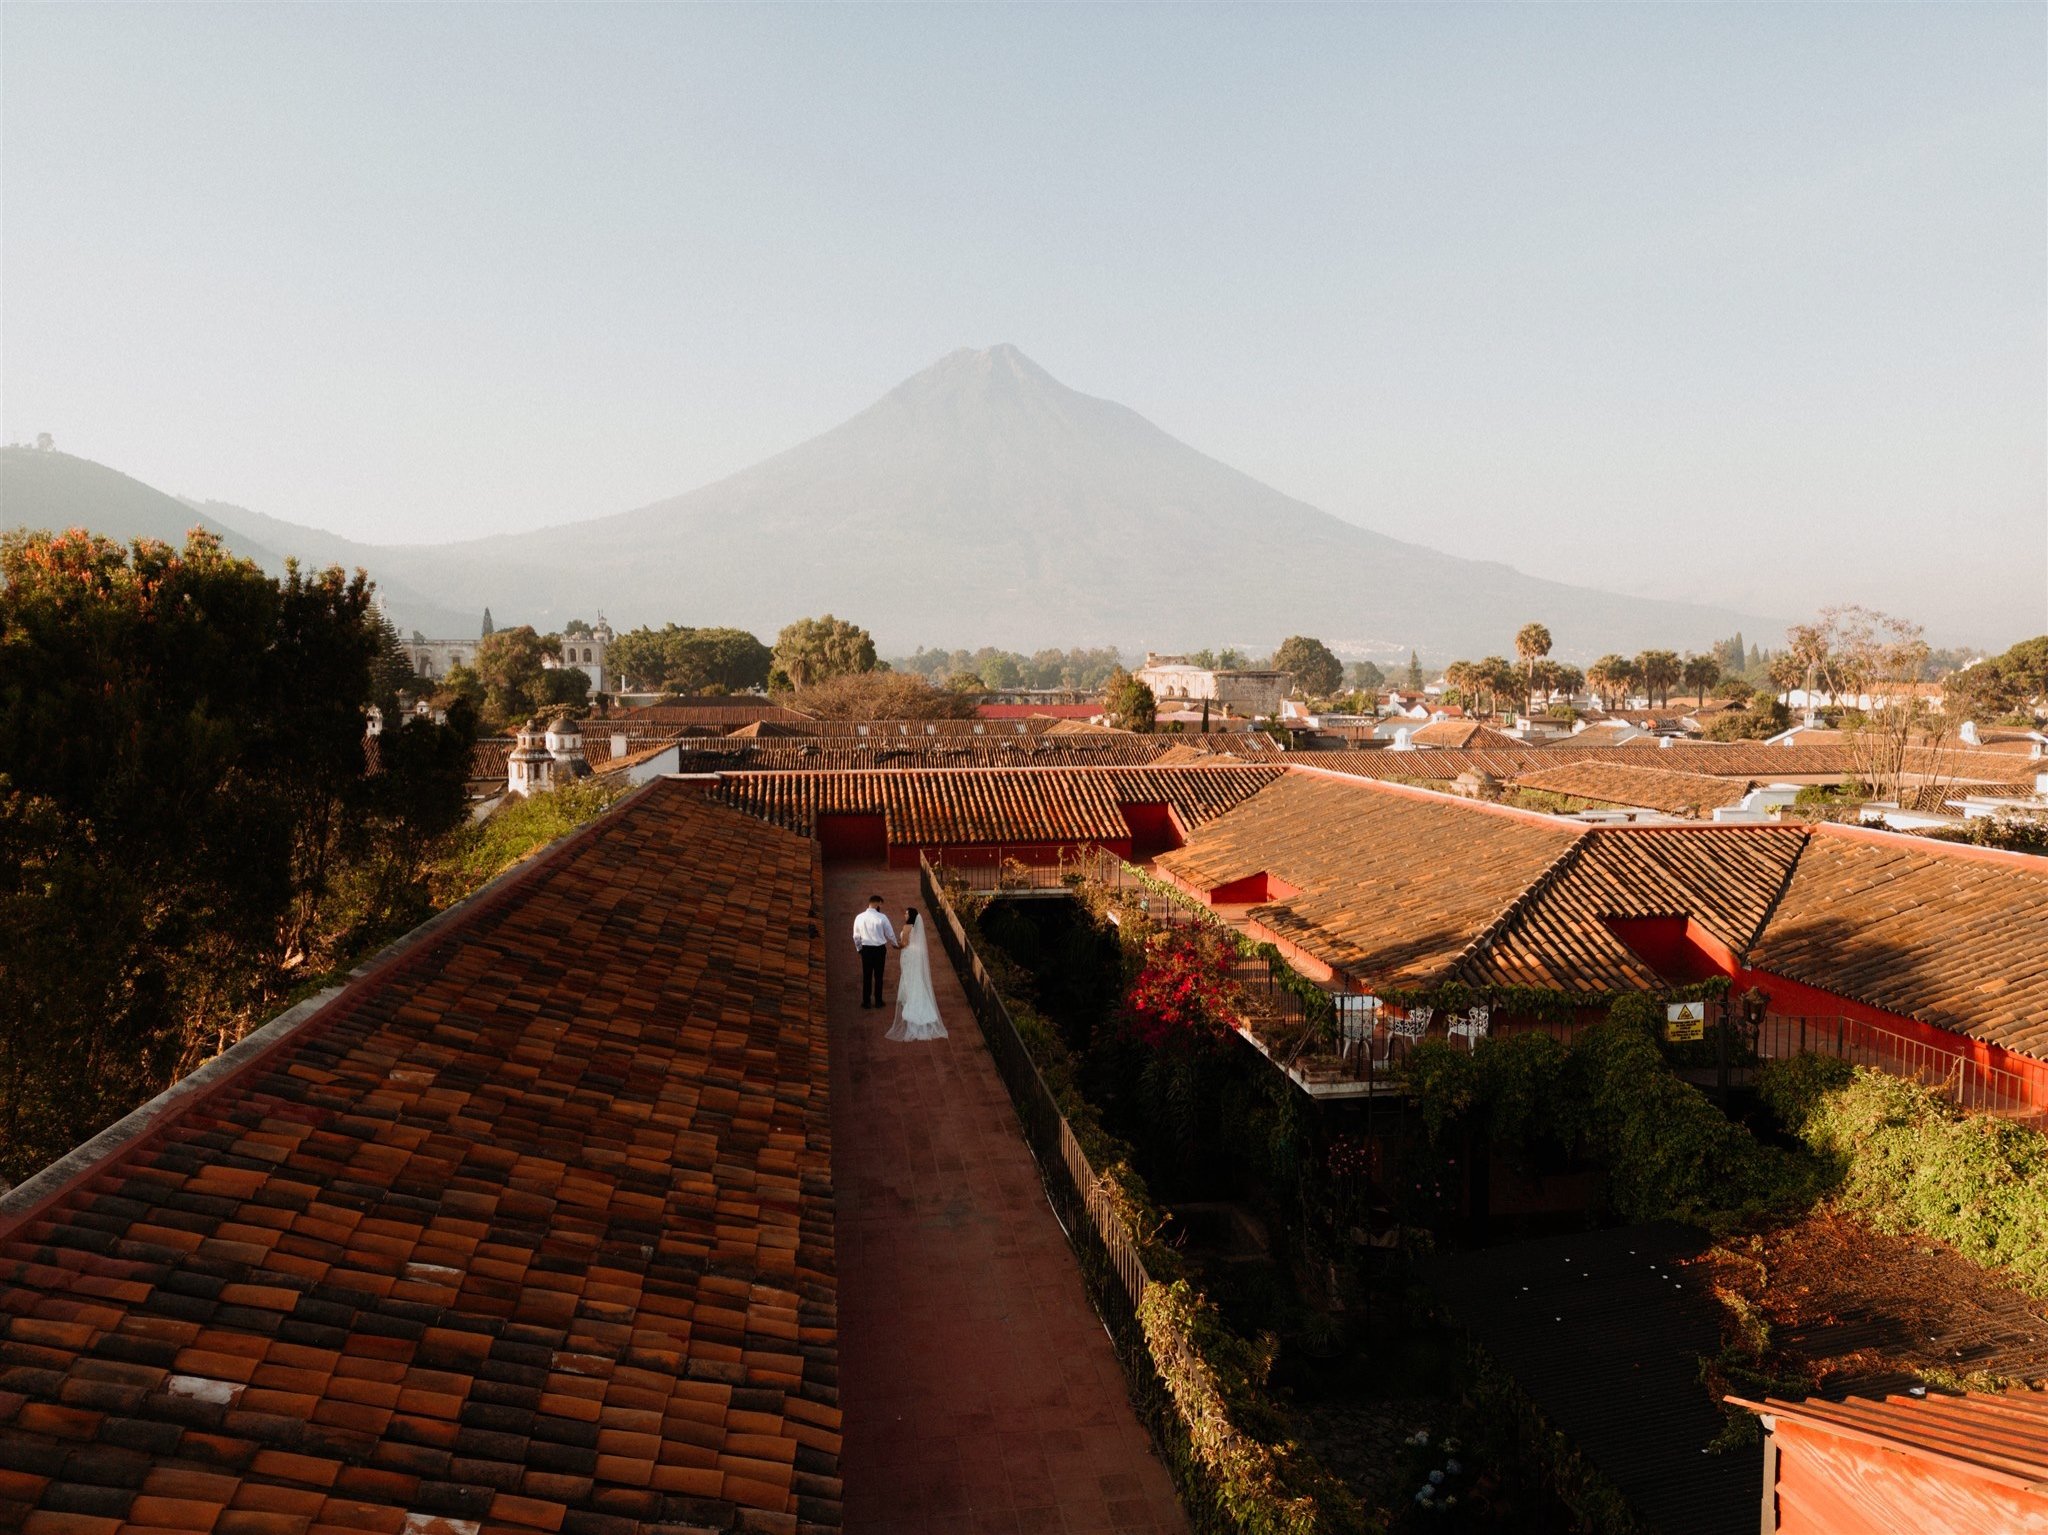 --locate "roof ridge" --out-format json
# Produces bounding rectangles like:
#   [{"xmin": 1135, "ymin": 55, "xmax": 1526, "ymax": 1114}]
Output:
[
  {"xmin": 1450, "ymin": 828, "xmax": 1595, "ymax": 987},
  {"xmin": 1736, "ymin": 824, "xmax": 1815, "ymax": 963}
]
